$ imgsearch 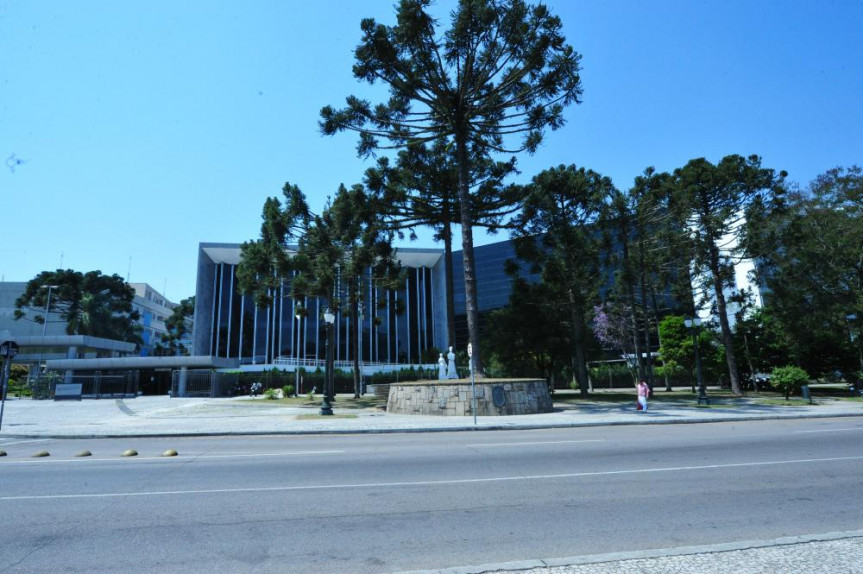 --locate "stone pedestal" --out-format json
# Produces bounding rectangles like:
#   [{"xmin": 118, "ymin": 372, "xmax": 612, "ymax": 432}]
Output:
[{"xmin": 386, "ymin": 379, "xmax": 552, "ymax": 416}]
